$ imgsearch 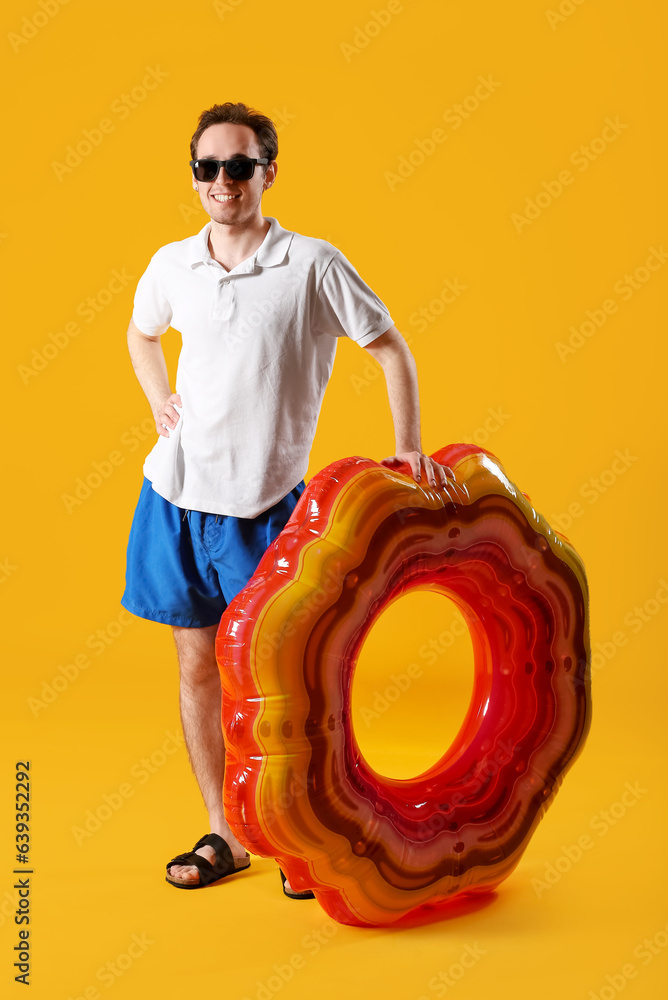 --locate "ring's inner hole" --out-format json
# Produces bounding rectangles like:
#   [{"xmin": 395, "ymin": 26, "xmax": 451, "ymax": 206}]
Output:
[{"xmin": 350, "ymin": 589, "xmax": 475, "ymax": 780}]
